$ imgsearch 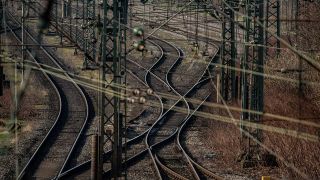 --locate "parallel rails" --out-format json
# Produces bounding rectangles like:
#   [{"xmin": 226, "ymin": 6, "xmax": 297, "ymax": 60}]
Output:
[
  {"xmin": 108, "ymin": 53, "xmax": 214, "ymax": 179},
  {"xmin": 58, "ymin": 35, "xmax": 221, "ymax": 179},
  {"xmin": 27, "ymin": 2, "xmax": 86, "ymax": 54},
  {"xmin": 8, "ymin": 1, "xmax": 228, "ymax": 179},
  {"xmin": 3, "ymin": 10, "xmax": 62, "ymax": 180},
  {"xmin": 177, "ymin": 78, "xmax": 223, "ymax": 180},
  {"xmin": 132, "ymin": 14, "xmax": 221, "ymax": 43},
  {"xmin": 58, "ymin": 40, "xmax": 168, "ymax": 179},
  {"xmin": 145, "ymin": 38, "xmax": 194, "ymax": 179},
  {"xmin": 132, "ymin": 6, "xmax": 221, "ymax": 33},
  {"xmin": 58, "ymin": 36, "xmax": 214, "ymax": 179},
  {"xmin": 24, "ymin": 2, "xmax": 222, "ymax": 178},
  {"xmin": 5, "ymin": 11, "xmax": 89, "ymax": 179},
  {"xmin": 153, "ymin": 36, "xmax": 220, "ymax": 179},
  {"xmin": 162, "ymin": 78, "xmax": 212, "ymax": 180}
]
